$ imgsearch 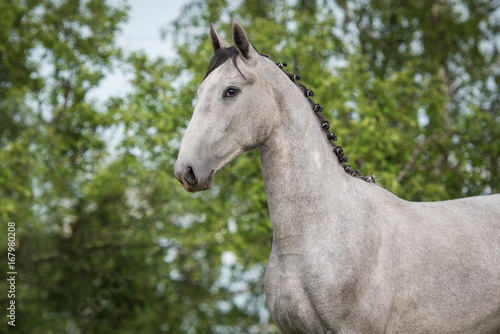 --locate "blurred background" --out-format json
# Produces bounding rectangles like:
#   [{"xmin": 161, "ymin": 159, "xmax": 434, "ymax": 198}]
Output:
[{"xmin": 1, "ymin": 0, "xmax": 499, "ymax": 333}]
